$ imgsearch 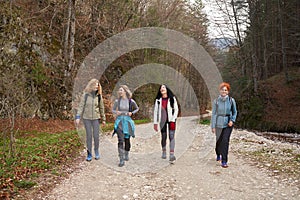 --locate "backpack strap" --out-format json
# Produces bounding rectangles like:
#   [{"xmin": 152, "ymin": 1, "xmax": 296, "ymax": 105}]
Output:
[
  {"xmin": 82, "ymin": 93, "xmax": 88, "ymax": 114},
  {"xmin": 128, "ymin": 98, "xmax": 132, "ymax": 112},
  {"xmin": 98, "ymin": 94, "xmax": 101, "ymax": 107}
]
